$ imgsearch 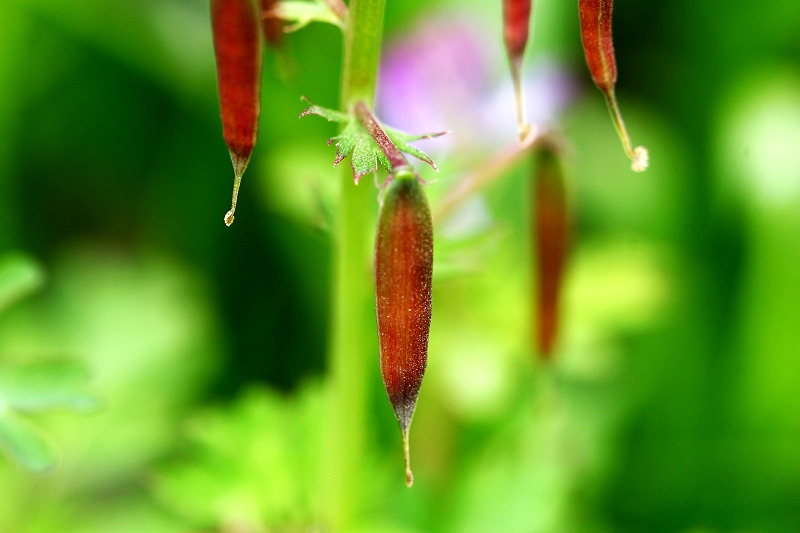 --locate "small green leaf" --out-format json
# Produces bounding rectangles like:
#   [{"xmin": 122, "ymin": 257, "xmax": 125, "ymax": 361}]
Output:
[
  {"xmin": 274, "ymin": 0, "xmax": 343, "ymax": 32},
  {"xmin": 385, "ymin": 127, "xmax": 448, "ymax": 171},
  {"xmin": 326, "ymin": 119, "xmax": 391, "ymax": 182},
  {"xmin": 329, "ymin": 120, "xmax": 359, "ymax": 165},
  {"xmin": 0, "ymin": 253, "xmax": 45, "ymax": 313},
  {"xmin": 0, "ymin": 410, "xmax": 59, "ymax": 473},
  {"xmin": 0, "ymin": 361, "xmax": 100, "ymax": 413},
  {"xmin": 301, "ymin": 101, "xmax": 444, "ymax": 183},
  {"xmin": 298, "ymin": 97, "xmax": 349, "ymax": 123}
]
